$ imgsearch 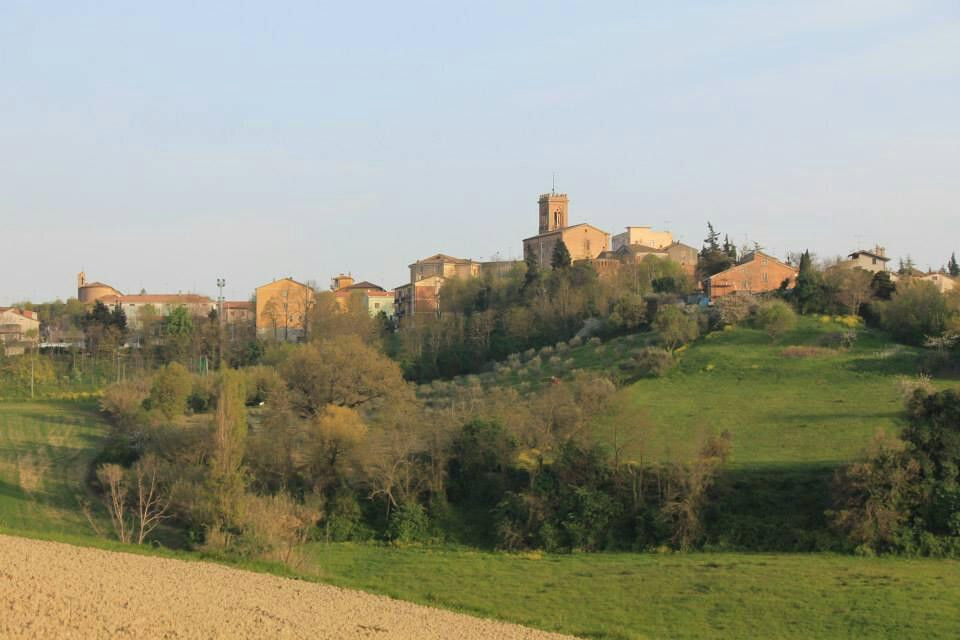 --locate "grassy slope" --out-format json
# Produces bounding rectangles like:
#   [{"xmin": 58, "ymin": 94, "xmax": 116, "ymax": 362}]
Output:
[
  {"xmin": 3, "ymin": 358, "xmax": 960, "ymax": 639},
  {"xmin": 0, "ymin": 401, "xmax": 107, "ymax": 533},
  {"xmin": 308, "ymin": 543, "xmax": 960, "ymax": 640},
  {"xmin": 599, "ymin": 319, "xmax": 927, "ymax": 467}
]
